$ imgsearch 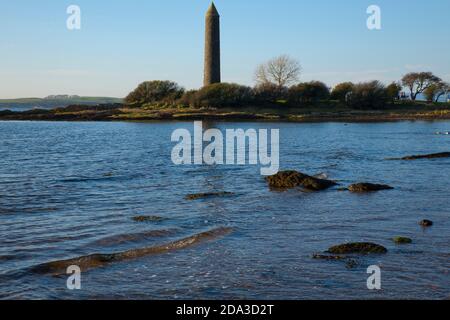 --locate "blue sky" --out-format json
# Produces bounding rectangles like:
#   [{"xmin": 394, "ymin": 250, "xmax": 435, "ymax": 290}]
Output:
[{"xmin": 0, "ymin": 0, "xmax": 449, "ymax": 98}]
